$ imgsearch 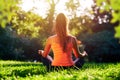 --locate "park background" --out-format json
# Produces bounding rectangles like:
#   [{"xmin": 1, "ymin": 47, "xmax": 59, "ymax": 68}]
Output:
[
  {"xmin": 0, "ymin": 0, "xmax": 120, "ymax": 79},
  {"xmin": 0, "ymin": 0, "xmax": 120, "ymax": 62}
]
